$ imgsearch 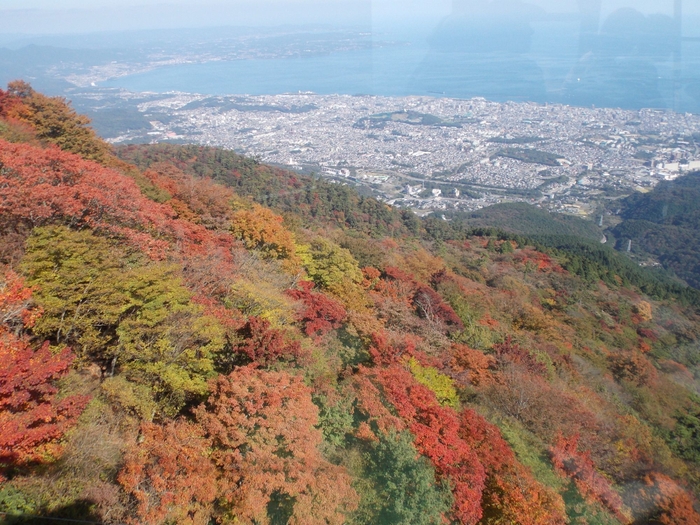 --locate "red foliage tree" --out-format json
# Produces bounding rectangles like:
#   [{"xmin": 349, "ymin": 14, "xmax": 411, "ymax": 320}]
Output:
[
  {"xmin": 382, "ymin": 266, "xmax": 414, "ymax": 283},
  {"xmin": 367, "ymin": 330, "xmax": 418, "ymax": 366},
  {"xmin": 286, "ymin": 281, "xmax": 347, "ymax": 338},
  {"xmin": 636, "ymin": 327, "xmax": 657, "ymax": 342},
  {"xmin": 493, "ymin": 336, "xmax": 548, "ymax": 376},
  {"xmin": 0, "ymin": 270, "xmax": 40, "ymax": 331},
  {"xmin": 0, "ymin": 272, "xmax": 88, "ymax": 472},
  {"xmin": 413, "ymin": 284, "xmax": 464, "ymax": 330},
  {"xmin": 373, "ymin": 365, "xmax": 486, "ymax": 525},
  {"xmin": 0, "ymin": 139, "xmax": 234, "ymax": 262},
  {"xmin": 235, "ymin": 317, "xmax": 303, "ymax": 366},
  {"xmin": 195, "ymin": 367, "xmax": 358, "ymax": 524},
  {"xmin": 118, "ymin": 420, "xmax": 217, "ymax": 525},
  {"xmin": 0, "ymin": 139, "xmax": 169, "ymax": 232},
  {"xmin": 377, "ymin": 266, "xmax": 464, "ymax": 331},
  {"xmin": 0, "ymin": 341, "xmax": 87, "ymax": 470},
  {"xmin": 459, "ymin": 410, "xmax": 566, "ymax": 525}
]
